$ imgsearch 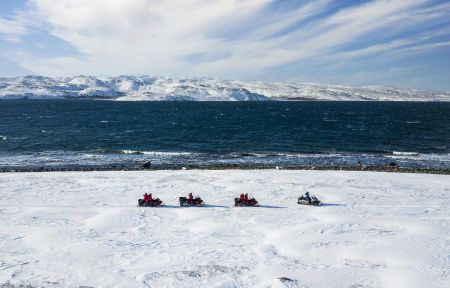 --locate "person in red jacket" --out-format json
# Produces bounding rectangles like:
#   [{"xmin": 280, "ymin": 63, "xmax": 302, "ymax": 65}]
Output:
[
  {"xmin": 187, "ymin": 192, "xmax": 193, "ymax": 202},
  {"xmin": 143, "ymin": 193, "xmax": 153, "ymax": 203},
  {"xmin": 244, "ymin": 193, "xmax": 249, "ymax": 205},
  {"xmin": 240, "ymin": 194, "xmax": 245, "ymax": 203}
]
